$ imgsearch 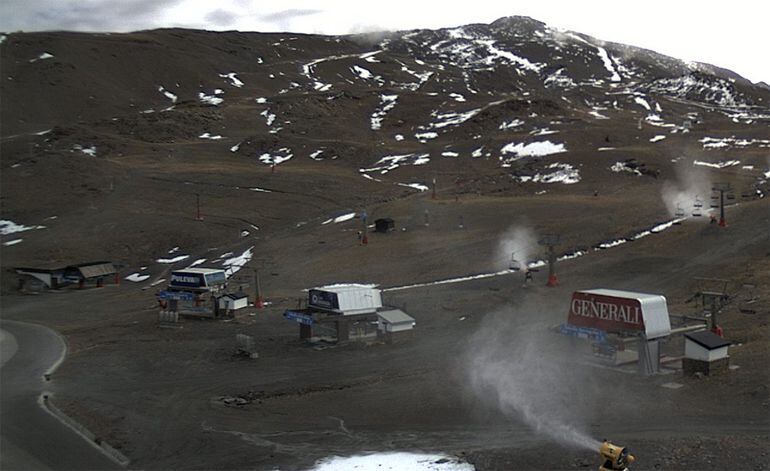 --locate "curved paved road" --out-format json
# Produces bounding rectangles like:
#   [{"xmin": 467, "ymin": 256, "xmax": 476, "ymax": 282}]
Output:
[{"xmin": 1, "ymin": 320, "xmax": 119, "ymax": 471}]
